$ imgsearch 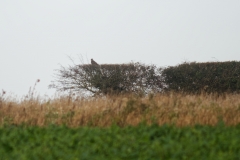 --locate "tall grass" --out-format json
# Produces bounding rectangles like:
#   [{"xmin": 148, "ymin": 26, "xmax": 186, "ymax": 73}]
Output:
[{"xmin": 0, "ymin": 91, "xmax": 240, "ymax": 127}]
